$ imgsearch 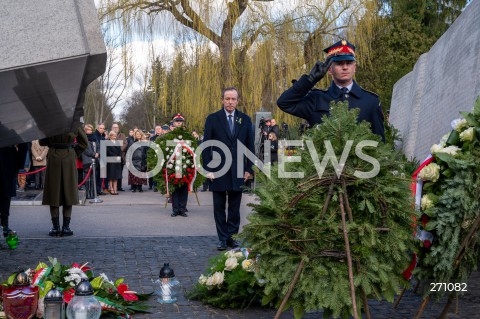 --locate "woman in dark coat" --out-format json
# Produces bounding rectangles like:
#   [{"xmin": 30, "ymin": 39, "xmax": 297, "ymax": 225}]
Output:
[
  {"xmin": 106, "ymin": 131, "xmax": 122, "ymax": 194},
  {"xmin": 40, "ymin": 127, "xmax": 88, "ymax": 236},
  {"xmin": 81, "ymin": 124, "xmax": 97, "ymax": 199},
  {"xmin": 0, "ymin": 143, "xmax": 27, "ymax": 237},
  {"xmin": 268, "ymin": 131, "xmax": 278, "ymax": 164},
  {"xmin": 127, "ymin": 130, "xmax": 147, "ymax": 192}
]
